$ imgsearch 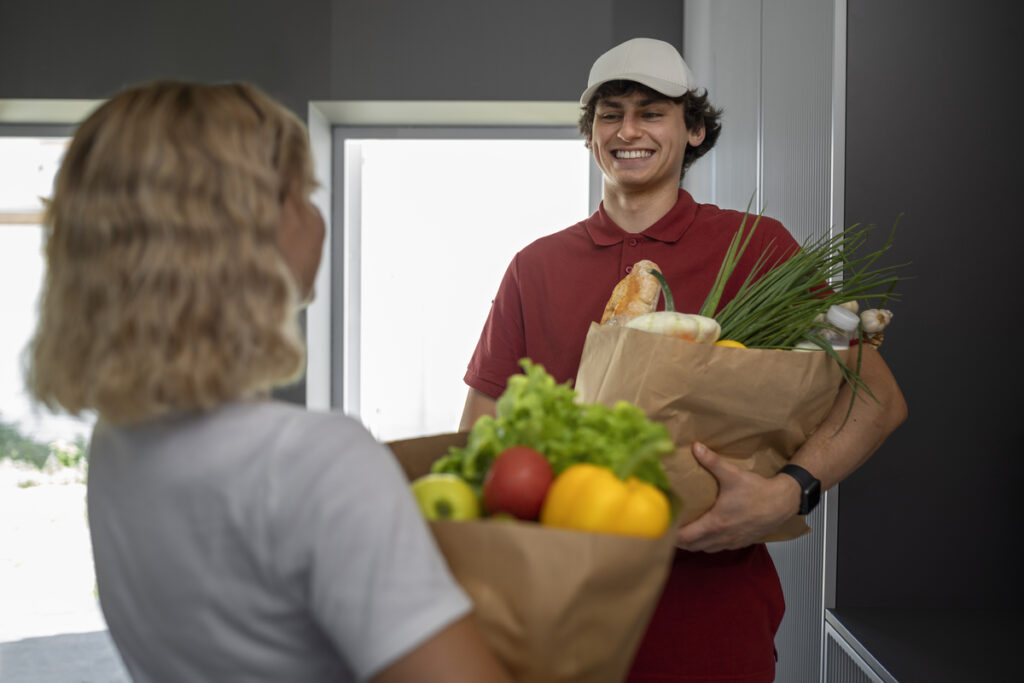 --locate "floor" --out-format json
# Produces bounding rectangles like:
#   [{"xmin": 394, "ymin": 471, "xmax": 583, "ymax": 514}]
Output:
[
  {"xmin": 0, "ymin": 460, "xmax": 129, "ymax": 682},
  {"xmin": 0, "ymin": 631, "xmax": 128, "ymax": 683}
]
